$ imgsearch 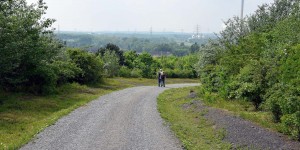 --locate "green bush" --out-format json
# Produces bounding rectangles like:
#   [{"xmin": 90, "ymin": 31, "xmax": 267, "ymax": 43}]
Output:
[
  {"xmin": 119, "ymin": 66, "xmax": 131, "ymax": 78},
  {"xmin": 198, "ymin": 64, "xmax": 219, "ymax": 92},
  {"xmin": 165, "ymin": 69, "xmax": 196, "ymax": 78},
  {"xmin": 0, "ymin": 0, "xmax": 62, "ymax": 93},
  {"xmin": 67, "ymin": 48, "xmax": 104, "ymax": 84},
  {"xmin": 50, "ymin": 60, "xmax": 82, "ymax": 85},
  {"xmin": 156, "ymin": 54, "xmax": 198, "ymax": 78},
  {"xmin": 102, "ymin": 50, "xmax": 120, "ymax": 77},
  {"xmin": 134, "ymin": 52, "xmax": 156, "ymax": 78},
  {"xmin": 194, "ymin": 0, "xmax": 300, "ymax": 140},
  {"xmin": 27, "ymin": 63, "xmax": 58, "ymax": 94},
  {"xmin": 226, "ymin": 80, "xmax": 240, "ymax": 99},
  {"xmin": 264, "ymin": 83, "xmax": 300, "ymax": 140},
  {"xmin": 237, "ymin": 61, "xmax": 264, "ymax": 109},
  {"xmin": 264, "ymin": 92, "xmax": 282, "ymax": 123},
  {"xmin": 130, "ymin": 68, "xmax": 143, "ymax": 78},
  {"xmin": 281, "ymin": 112, "xmax": 300, "ymax": 141}
]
